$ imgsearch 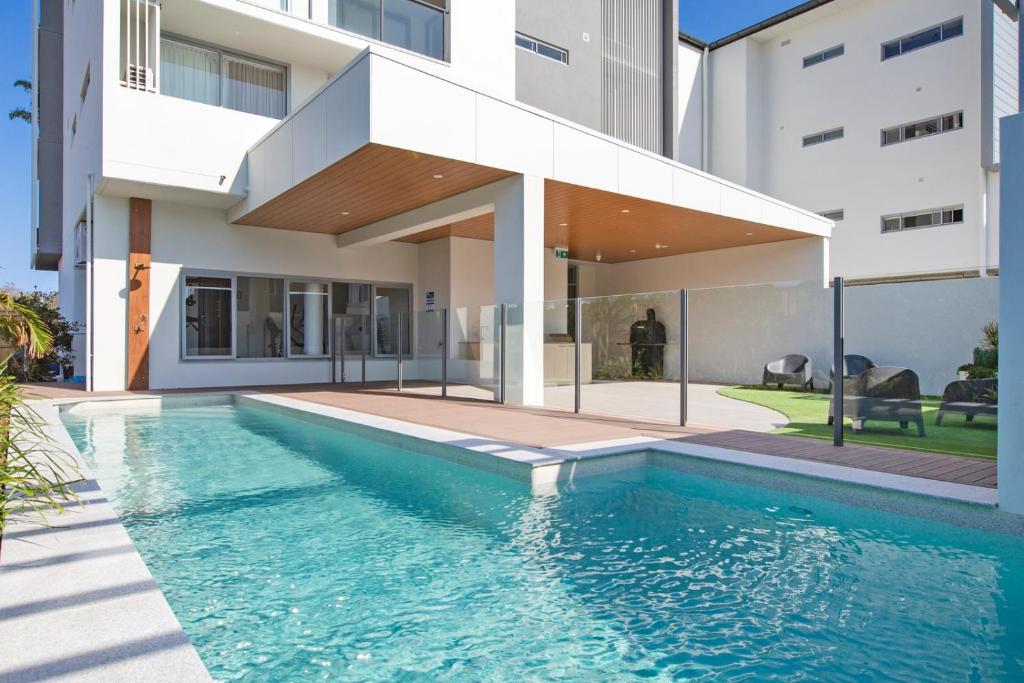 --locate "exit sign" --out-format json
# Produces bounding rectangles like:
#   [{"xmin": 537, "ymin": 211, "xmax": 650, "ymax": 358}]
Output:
[{"xmin": 554, "ymin": 247, "xmax": 569, "ymax": 259}]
